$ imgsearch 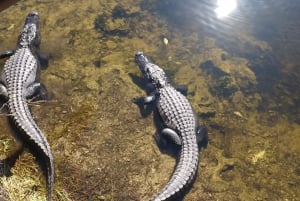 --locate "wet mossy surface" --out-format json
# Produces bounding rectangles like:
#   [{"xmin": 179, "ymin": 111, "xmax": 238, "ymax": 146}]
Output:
[{"xmin": 0, "ymin": 0, "xmax": 300, "ymax": 201}]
